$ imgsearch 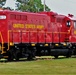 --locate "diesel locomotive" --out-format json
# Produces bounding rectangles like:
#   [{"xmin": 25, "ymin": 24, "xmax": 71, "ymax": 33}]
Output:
[{"xmin": 0, "ymin": 10, "xmax": 76, "ymax": 60}]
